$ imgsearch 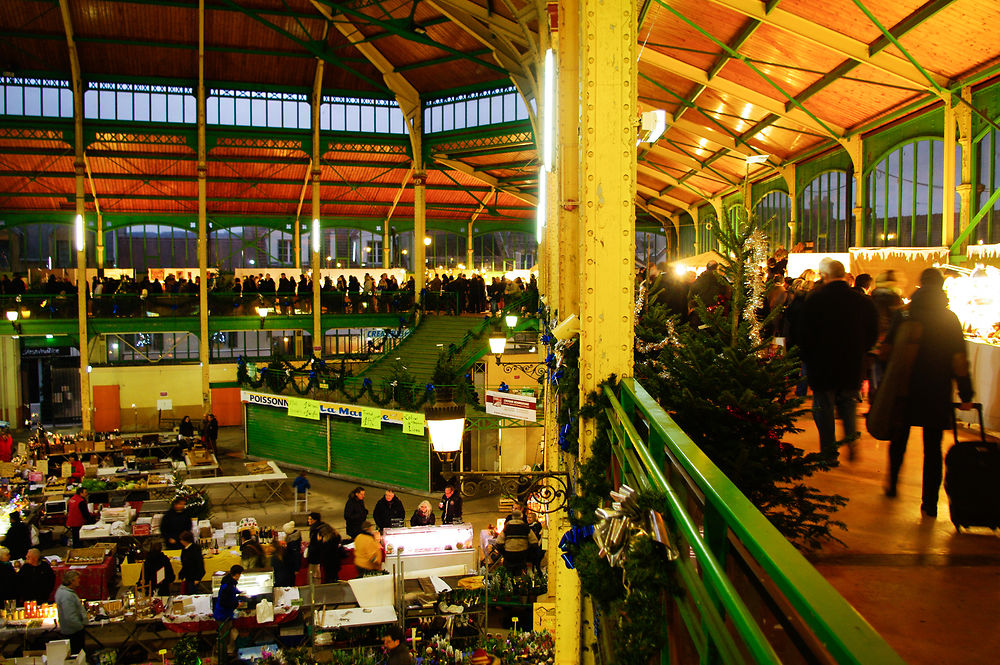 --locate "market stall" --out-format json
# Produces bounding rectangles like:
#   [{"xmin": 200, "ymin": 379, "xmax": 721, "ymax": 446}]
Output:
[{"xmin": 51, "ymin": 548, "xmax": 117, "ymax": 601}]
